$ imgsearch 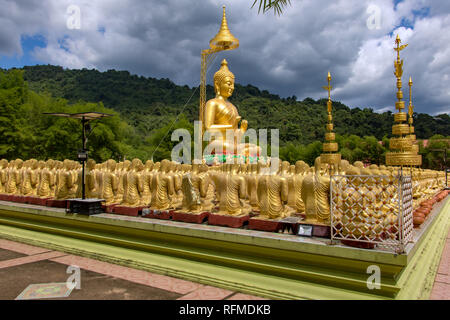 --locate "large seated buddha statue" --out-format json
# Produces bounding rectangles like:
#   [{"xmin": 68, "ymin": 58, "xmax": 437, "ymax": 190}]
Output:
[{"xmin": 203, "ymin": 59, "xmax": 259, "ymax": 157}]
